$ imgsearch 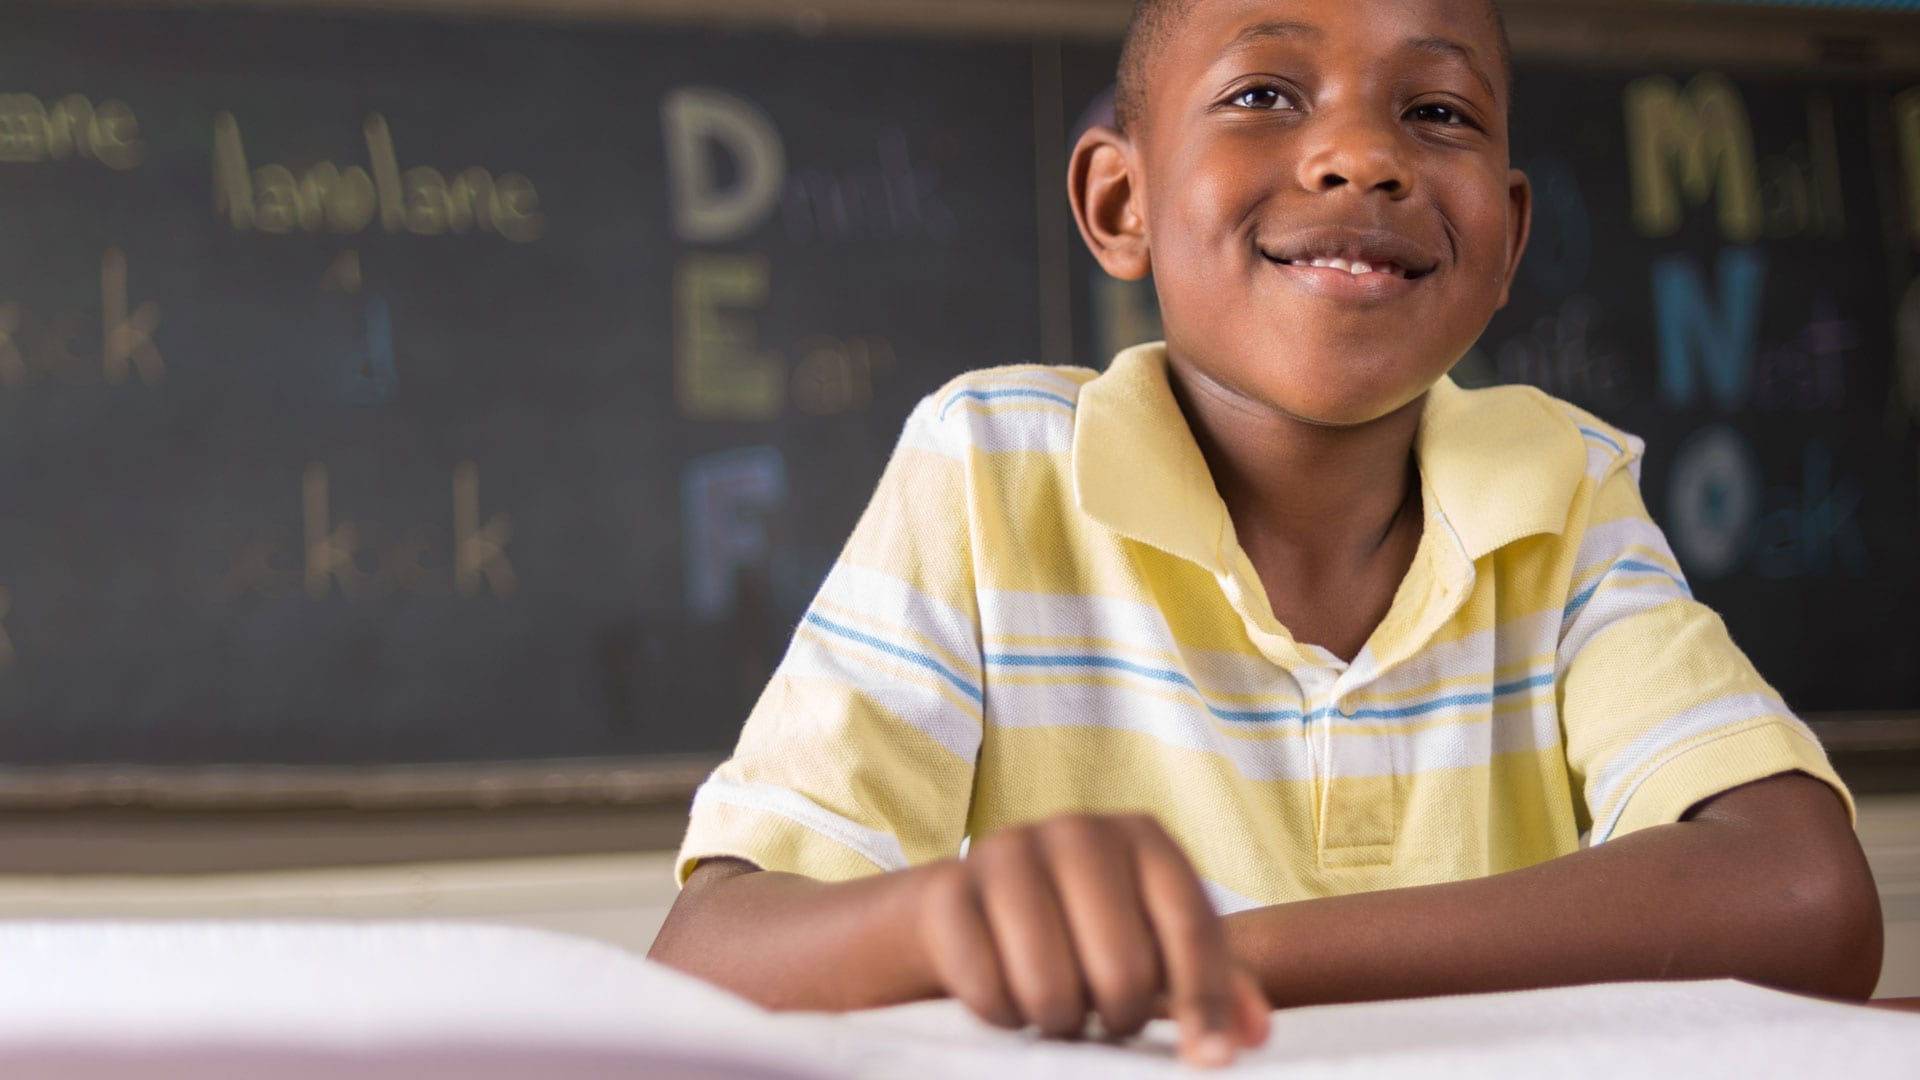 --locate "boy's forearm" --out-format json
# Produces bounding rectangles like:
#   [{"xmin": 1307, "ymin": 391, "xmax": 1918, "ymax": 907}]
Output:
[
  {"xmin": 647, "ymin": 858, "xmax": 943, "ymax": 1011},
  {"xmin": 1224, "ymin": 773, "xmax": 1883, "ymax": 1007}
]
